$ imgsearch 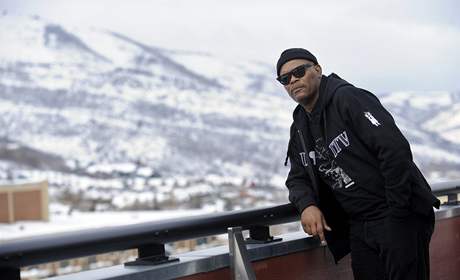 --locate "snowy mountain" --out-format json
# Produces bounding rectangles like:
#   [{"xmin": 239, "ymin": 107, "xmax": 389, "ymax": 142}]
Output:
[{"xmin": 0, "ymin": 14, "xmax": 459, "ymax": 191}]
